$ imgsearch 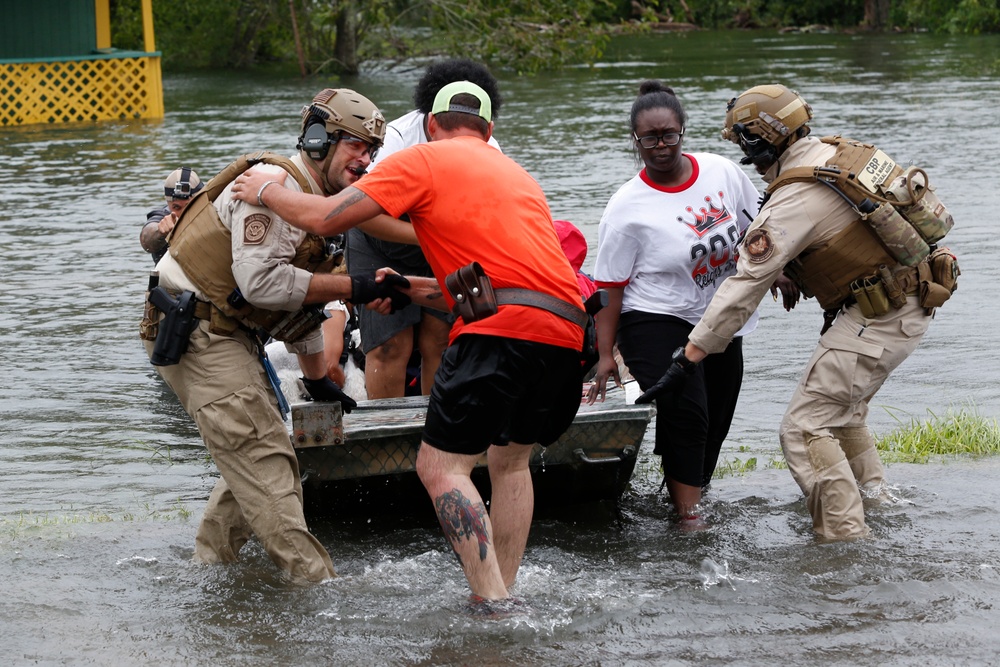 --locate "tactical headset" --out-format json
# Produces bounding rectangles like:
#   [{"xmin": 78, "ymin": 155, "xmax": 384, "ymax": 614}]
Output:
[{"xmin": 298, "ymin": 110, "xmax": 339, "ymax": 161}]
